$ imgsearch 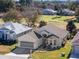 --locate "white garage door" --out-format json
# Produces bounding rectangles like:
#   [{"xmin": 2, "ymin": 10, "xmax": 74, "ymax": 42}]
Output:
[
  {"xmin": 20, "ymin": 41, "xmax": 34, "ymax": 49},
  {"xmin": 74, "ymin": 46, "xmax": 79, "ymax": 54}
]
